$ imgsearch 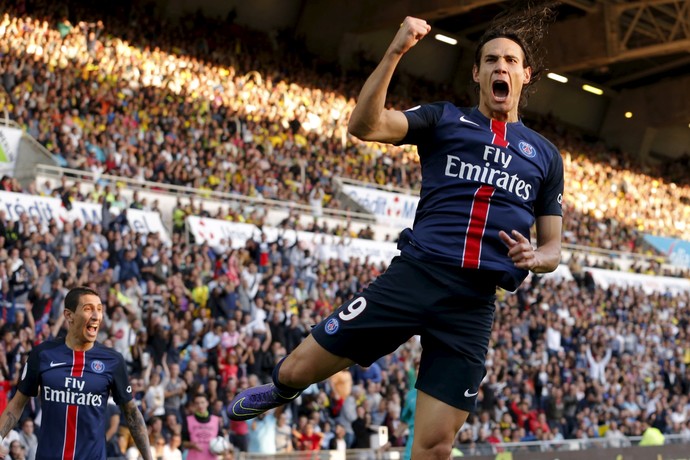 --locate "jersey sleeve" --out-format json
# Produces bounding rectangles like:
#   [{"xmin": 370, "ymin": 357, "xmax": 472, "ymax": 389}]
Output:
[
  {"xmin": 534, "ymin": 147, "xmax": 564, "ymax": 217},
  {"xmin": 398, "ymin": 102, "xmax": 445, "ymax": 147},
  {"xmin": 16, "ymin": 344, "xmax": 42, "ymax": 397},
  {"xmin": 110, "ymin": 351, "xmax": 133, "ymax": 405}
]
